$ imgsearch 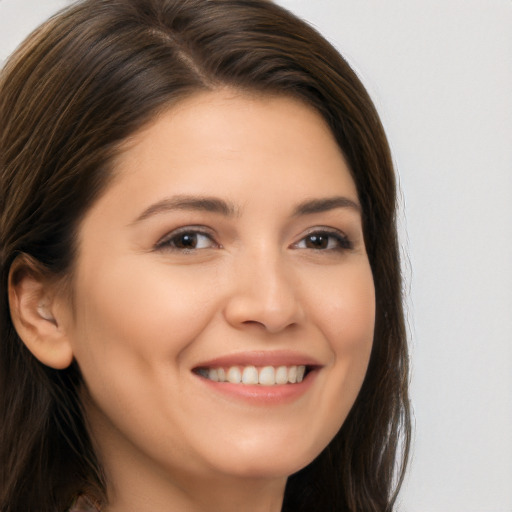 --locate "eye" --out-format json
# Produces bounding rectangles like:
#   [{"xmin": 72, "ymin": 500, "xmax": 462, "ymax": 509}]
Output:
[
  {"xmin": 294, "ymin": 230, "xmax": 352, "ymax": 251},
  {"xmin": 156, "ymin": 228, "xmax": 218, "ymax": 251}
]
